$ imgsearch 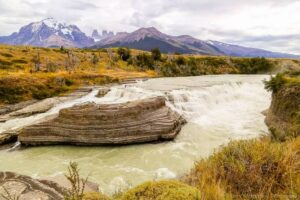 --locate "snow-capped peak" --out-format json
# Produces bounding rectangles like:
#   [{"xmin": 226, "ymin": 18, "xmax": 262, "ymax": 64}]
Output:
[
  {"xmin": 30, "ymin": 18, "xmax": 75, "ymax": 34},
  {"xmin": 42, "ymin": 17, "xmax": 61, "ymax": 30}
]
